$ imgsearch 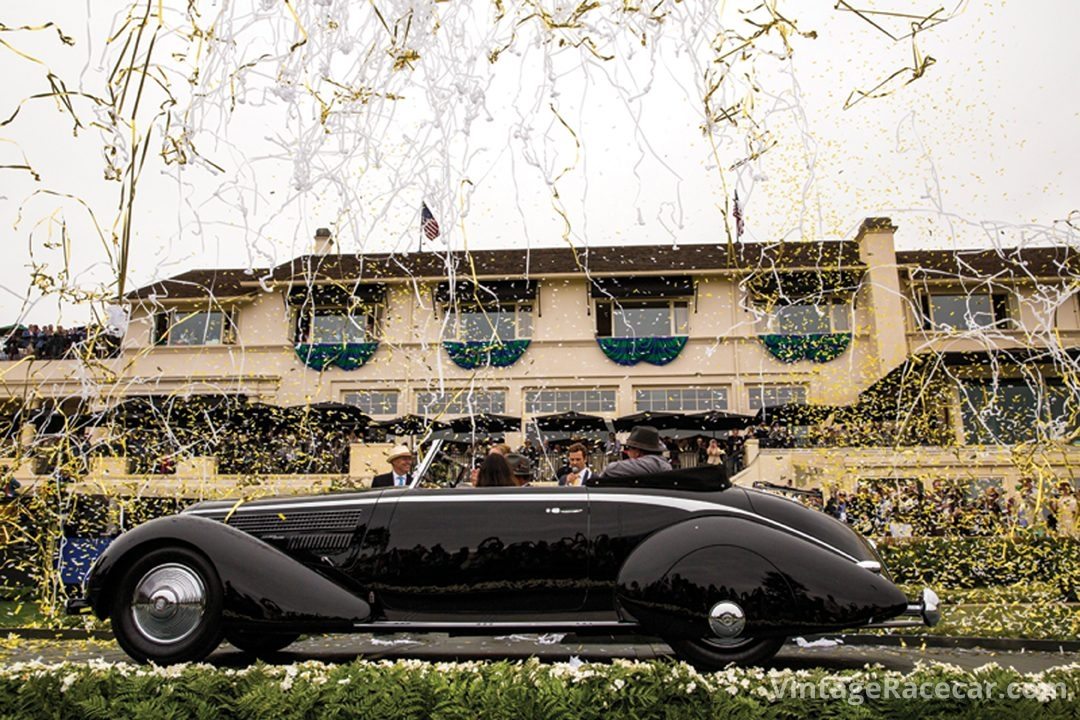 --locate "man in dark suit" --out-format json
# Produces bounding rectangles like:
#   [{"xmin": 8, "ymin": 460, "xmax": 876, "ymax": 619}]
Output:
[
  {"xmin": 371, "ymin": 445, "xmax": 414, "ymax": 488},
  {"xmin": 557, "ymin": 443, "xmax": 594, "ymax": 486}
]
